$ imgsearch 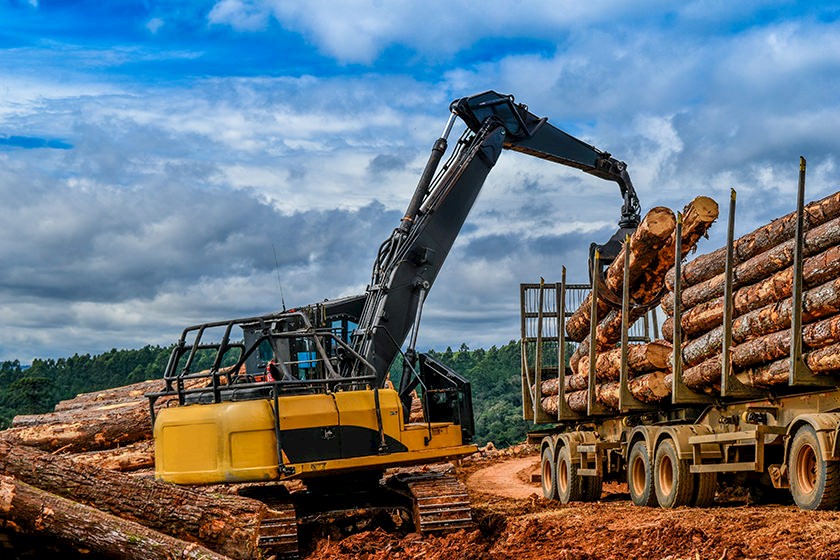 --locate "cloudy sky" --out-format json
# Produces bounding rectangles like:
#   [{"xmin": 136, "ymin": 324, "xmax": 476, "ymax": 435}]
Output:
[{"xmin": 1, "ymin": 1, "xmax": 839, "ymax": 362}]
